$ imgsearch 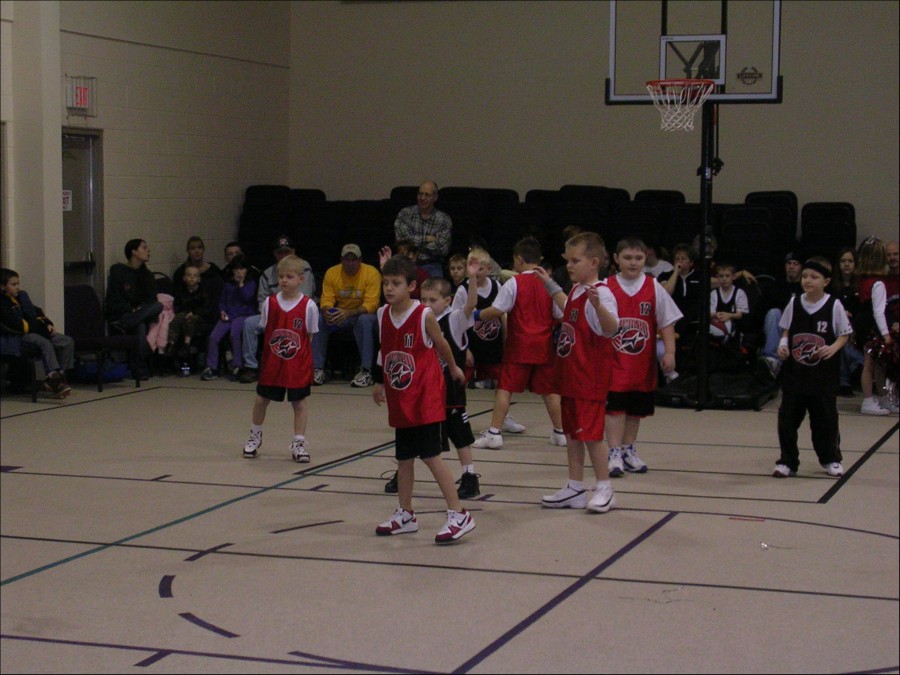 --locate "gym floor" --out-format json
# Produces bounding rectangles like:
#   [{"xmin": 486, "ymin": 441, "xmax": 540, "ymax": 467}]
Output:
[{"xmin": 1, "ymin": 375, "xmax": 897, "ymax": 674}]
